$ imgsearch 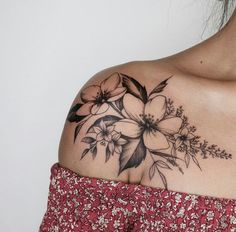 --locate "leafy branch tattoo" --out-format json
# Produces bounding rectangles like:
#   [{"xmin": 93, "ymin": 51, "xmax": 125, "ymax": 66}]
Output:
[{"xmin": 67, "ymin": 72, "xmax": 232, "ymax": 189}]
